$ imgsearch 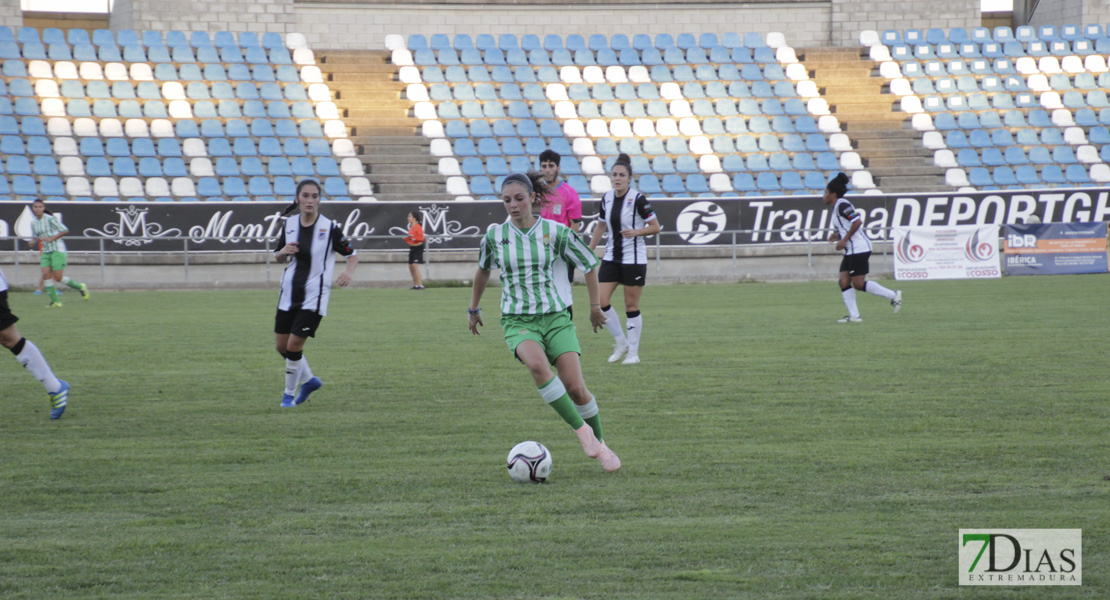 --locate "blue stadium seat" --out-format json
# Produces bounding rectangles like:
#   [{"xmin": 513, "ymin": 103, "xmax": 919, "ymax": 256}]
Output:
[
  {"xmin": 1003, "ymin": 147, "xmax": 1029, "ymax": 165},
  {"xmin": 1041, "ymin": 165, "xmax": 1065, "ymax": 184}
]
